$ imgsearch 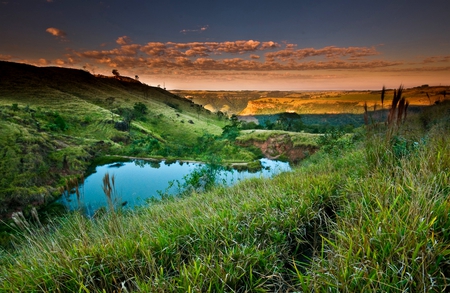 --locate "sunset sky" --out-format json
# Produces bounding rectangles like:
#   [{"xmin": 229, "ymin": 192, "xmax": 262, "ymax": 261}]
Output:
[{"xmin": 1, "ymin": 0, "xmax": 449, "ymax": 90}]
